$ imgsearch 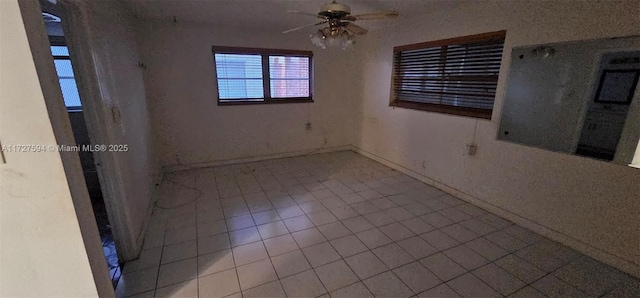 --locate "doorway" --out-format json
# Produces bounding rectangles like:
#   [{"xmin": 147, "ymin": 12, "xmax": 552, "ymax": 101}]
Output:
[{"xmin": 41, "ymin": 3, "xmax": 121, "ymax": 288}]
